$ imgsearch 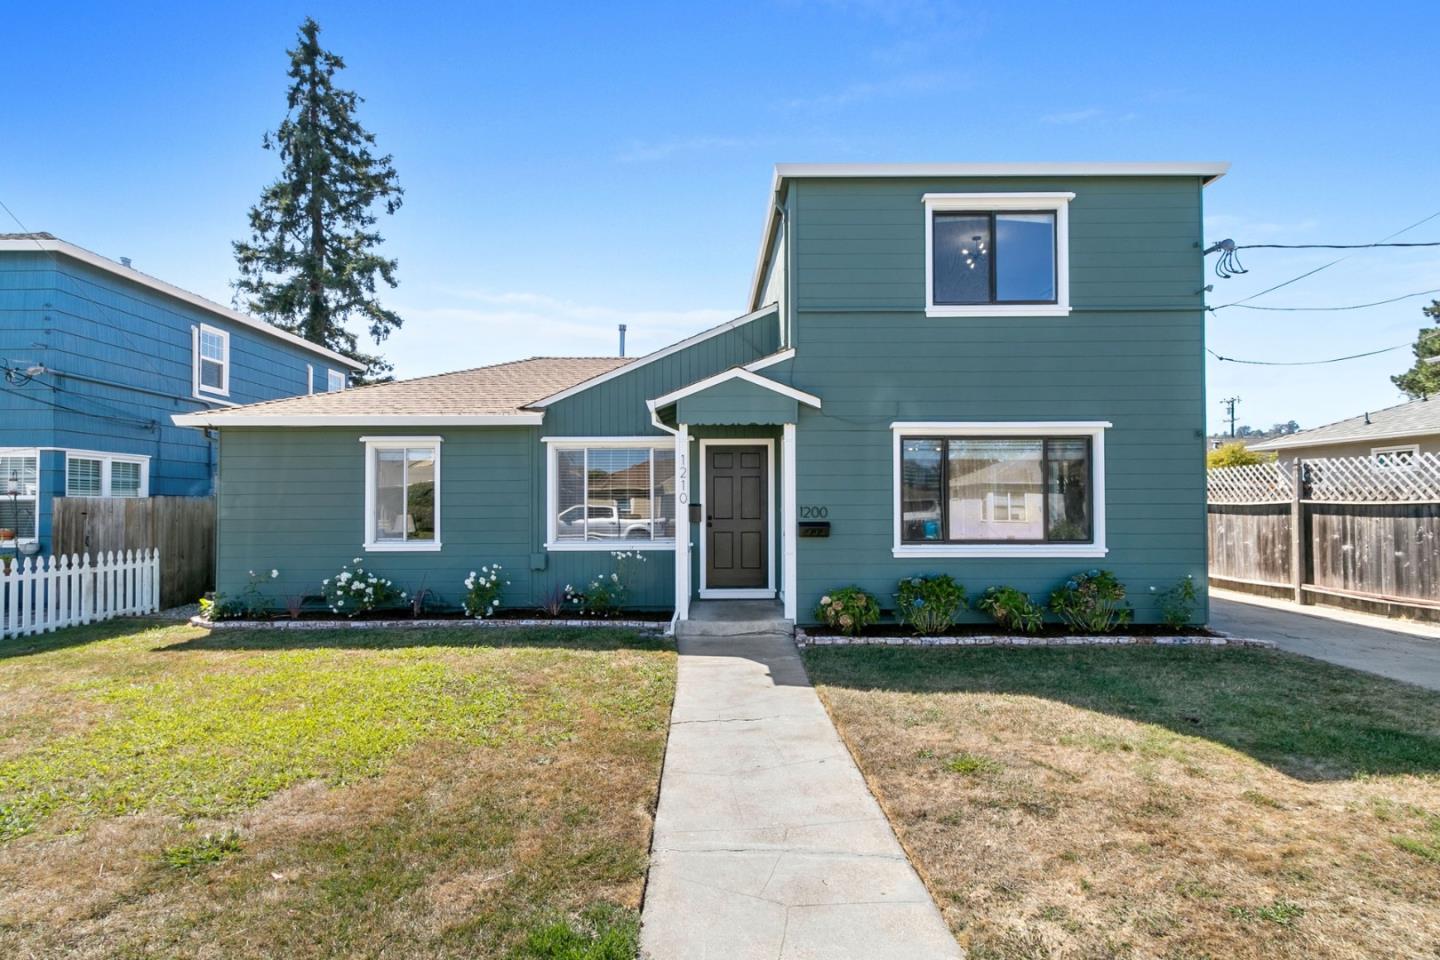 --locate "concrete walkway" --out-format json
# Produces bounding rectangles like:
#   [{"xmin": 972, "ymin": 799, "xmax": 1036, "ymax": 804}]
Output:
[
  {"xmin": 1212, "ymin": 591, "xmax": 1440, "ymax": 692},
  {"xmin": 640, "ymin": 631, "xmax": 961, "ymax": 960}
]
